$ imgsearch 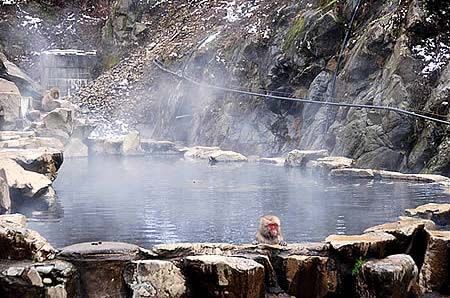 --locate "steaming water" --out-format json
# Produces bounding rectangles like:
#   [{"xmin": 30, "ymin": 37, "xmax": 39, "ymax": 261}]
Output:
[{"xmin": 22, "ymin": 156, "xmax": 449, "ymax": 249}]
